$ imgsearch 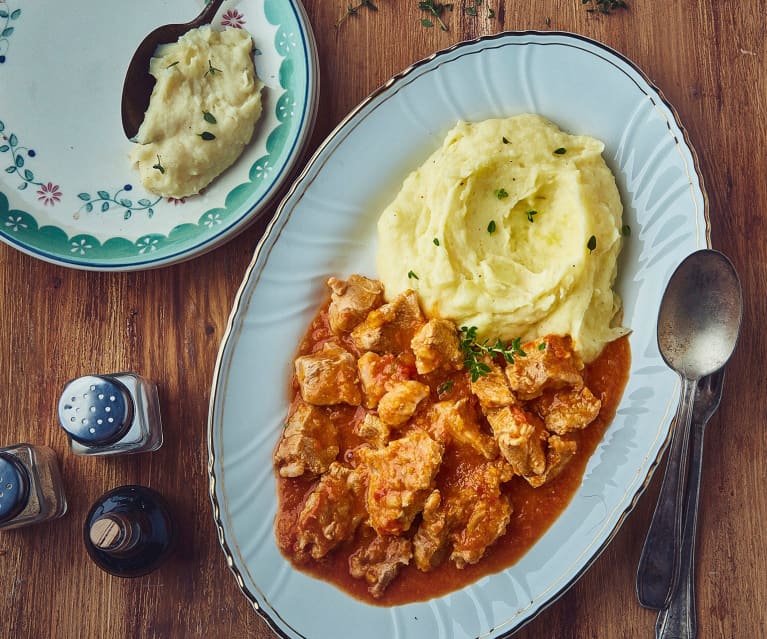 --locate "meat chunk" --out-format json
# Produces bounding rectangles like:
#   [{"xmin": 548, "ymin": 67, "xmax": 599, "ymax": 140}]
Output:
[
  {"xmin": 354, "ymin": 413, "xmax": 391, "ymax": 449},
  {"xmin": 524, "ymin": 435, "xmax": 578, "ymax": 488},
  {"xmin": 377, "ymin": 380, "xmax": 430, "ymax": 426},
  {"xmin": 505, "ymin": 335, "xmax": 584, "ymax": 400},
  {"xmin": 486, "ymin": 405, "xmax": 548, "ymax": 477},
  {"xmin": 410, "ymin": 318, "xmax": 463, "ymax": 375},
  {"xmin": 533, "ymin": 386, "xmax": 601, "ymax": 435},
  {"xmin": 412, "ymin": 490, "xmax": 450, "ymax": 571},
  {"xmin": 351, "ymin": 290, "xmax": 425, "ymax": 354},
  {"xmin": 348, "ymin": 532, "xmax": 412, "ymax": 598},
  {"xmin": 487, "ymin": 405, "xmax": 579, "ymax": 488},
  {"xmin": 327, "ymin": 275, "xmax": 384, "ymax": 334},
  {"xmin": 357, "ymin": 352, "xmax": 389, "ymax": 409},
  {"xmin": 425, "ymin": 398, "xmax": 499, "ymax": 460},
  {"xmin": 470, "ymin": 358, "xmax": 516, "ymax": 409},
  {"xmin": 358, "ymin": 429, "xmax": 444, "ymax": 535},
  {"xmin": 295, "ymin": 342, "xmax": 362, "ymax": 406},
  {"xmin": 294, "ymin": 462, "xmax": 368, "ymax": 561},
  {"xmin": 274, "ymin": 402, "xmax": 338, "ymax": 478},
  {"xmin": 414, "ymin": 460, "xmax": 513, "ymax": 571},
  {"xmin": 449, "ymin": 460, "xmax": 514, "ymax": 568},
  {"xmin": 356, "ymin": 351, "xmax": 416, "ymax": 409}
]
